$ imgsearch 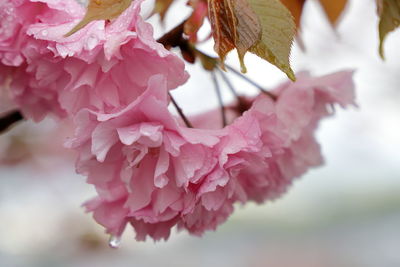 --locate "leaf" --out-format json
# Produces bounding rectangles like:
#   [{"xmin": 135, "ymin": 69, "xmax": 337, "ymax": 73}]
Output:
[
  {"xmin": 280, "ymin": 0, "xmax": 306, "ymax": 28},
  {"xmin": 208, "ymin": 0, "xmax": 236, "ymax": 64},
  {"xmin": 65, "ymin": 0, "xmax": 133, "ymax": 37},
  {"xmin": 208, "ymin": 0, "xmax": 262, "ymax": 72},
  {"xmin": 153, "ymin": 0, "xmax": 174, "ymax": 21},
  {"xmin": 318, "ymin": 0, "xmax": 348, "ymax": 26},
  {"xmin": 248, "ymin": 0, "xmax": 296, "ymax": 80},
  {"xmin": 377, "ymin": 0, "xmax": 400, "ymax": 59},
  {"xmin": 184, "ymin": 0, "xmax": 208, "ymax": 42},
  {"xmin": 197, "ymin": 51, "xmax": 219, "ymax": 71},
  {"xmin": 208, "ymin": 0, "xmax": 295, "ymax": 80}
]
